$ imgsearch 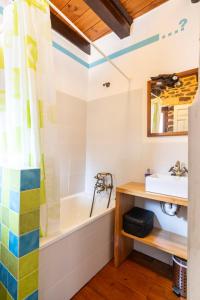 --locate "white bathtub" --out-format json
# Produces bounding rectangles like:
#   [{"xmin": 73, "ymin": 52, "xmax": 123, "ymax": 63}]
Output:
[{"xmin": 39, "ymin": 193, "xmax": 115, "ymax": 300}]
